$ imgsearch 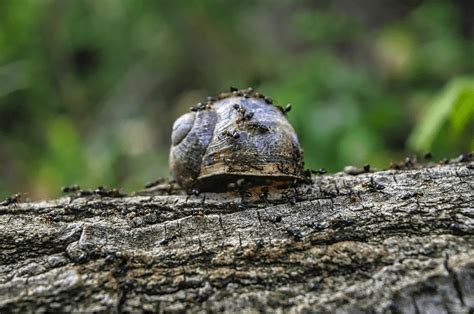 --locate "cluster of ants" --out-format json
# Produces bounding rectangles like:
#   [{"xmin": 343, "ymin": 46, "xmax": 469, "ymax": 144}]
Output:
[
  {"xmin": 193, "ymin": 87, "xmax": 293, "ymax": 143},
  {"xmin": 189, "ymin": 86, "xmax": 293, "ymax": 116},
  {"xmin": 1, "ymin": 152, "xmax": 471, "ymax": 207},
  {"xmin": 225, "ymin": 86, "xmax": 292, "ymax": 116},
  {"xmin": 341, "ymin": 152, "xmax": 473, "ymax": 176},
  {"xmin": 226, "ymin": 86, "xmax": 291, "ymax": 115},
  {"xmin": 0, "ymin": 185, "xmax": 127, "ymax": 207},
  {"xmin": 61, "ymin": 185, "xmax": 126, "ymax": 198}
]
